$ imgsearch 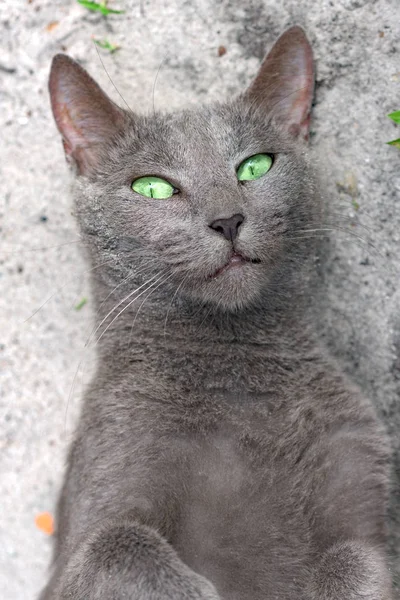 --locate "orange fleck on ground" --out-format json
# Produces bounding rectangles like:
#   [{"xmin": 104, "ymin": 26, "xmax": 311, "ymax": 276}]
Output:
[
  {"xmin": 45, "ymin": 21, "xmax": 59, "ymax": 33},
  {"xmin": 35, "ymin": 512, "xmax": 54, "ymax": 535}
]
